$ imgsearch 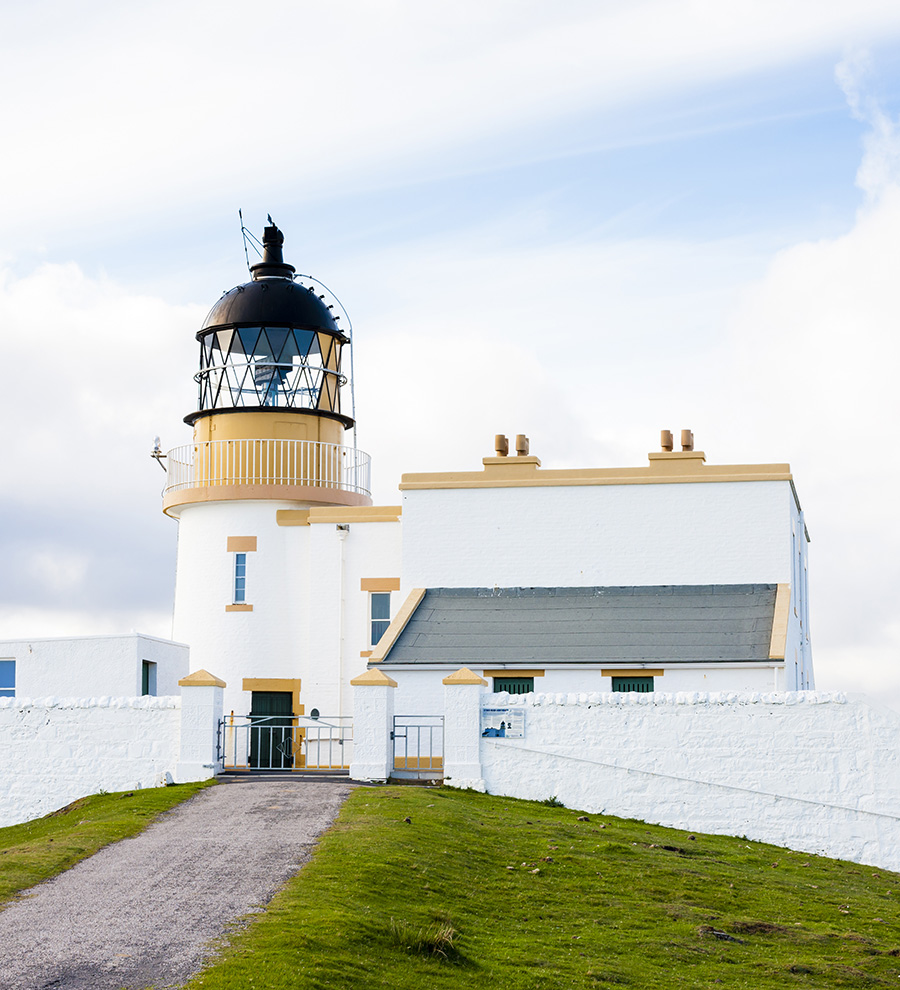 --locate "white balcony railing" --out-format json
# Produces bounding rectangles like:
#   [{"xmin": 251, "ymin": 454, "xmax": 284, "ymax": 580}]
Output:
[{"xmin": 163, "ymin": 439, "xmax": 371, "ymax": 498}]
